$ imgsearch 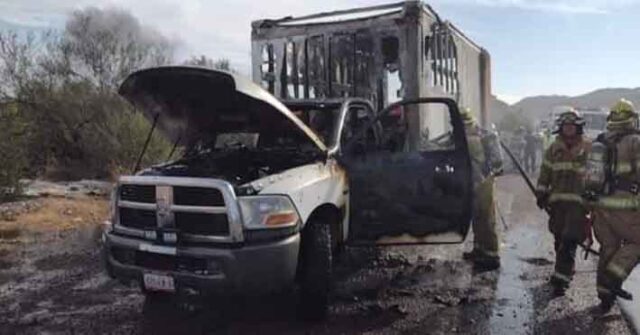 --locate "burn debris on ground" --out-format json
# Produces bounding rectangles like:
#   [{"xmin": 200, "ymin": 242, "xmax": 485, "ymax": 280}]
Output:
[
  {"xmin": 361, "ymin": 303, "xmax": 409, "ymax": 317},
  {"xmin": 433, "ymin": 289, "xmax": 468, "ymax": 307},
  {"xmin": 373, "ymin": 252, "xmax": 413, "ymax": 268},
  {"xmin": 389, "ymin": 288, "xmax": 416, "ymax": 297}
]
